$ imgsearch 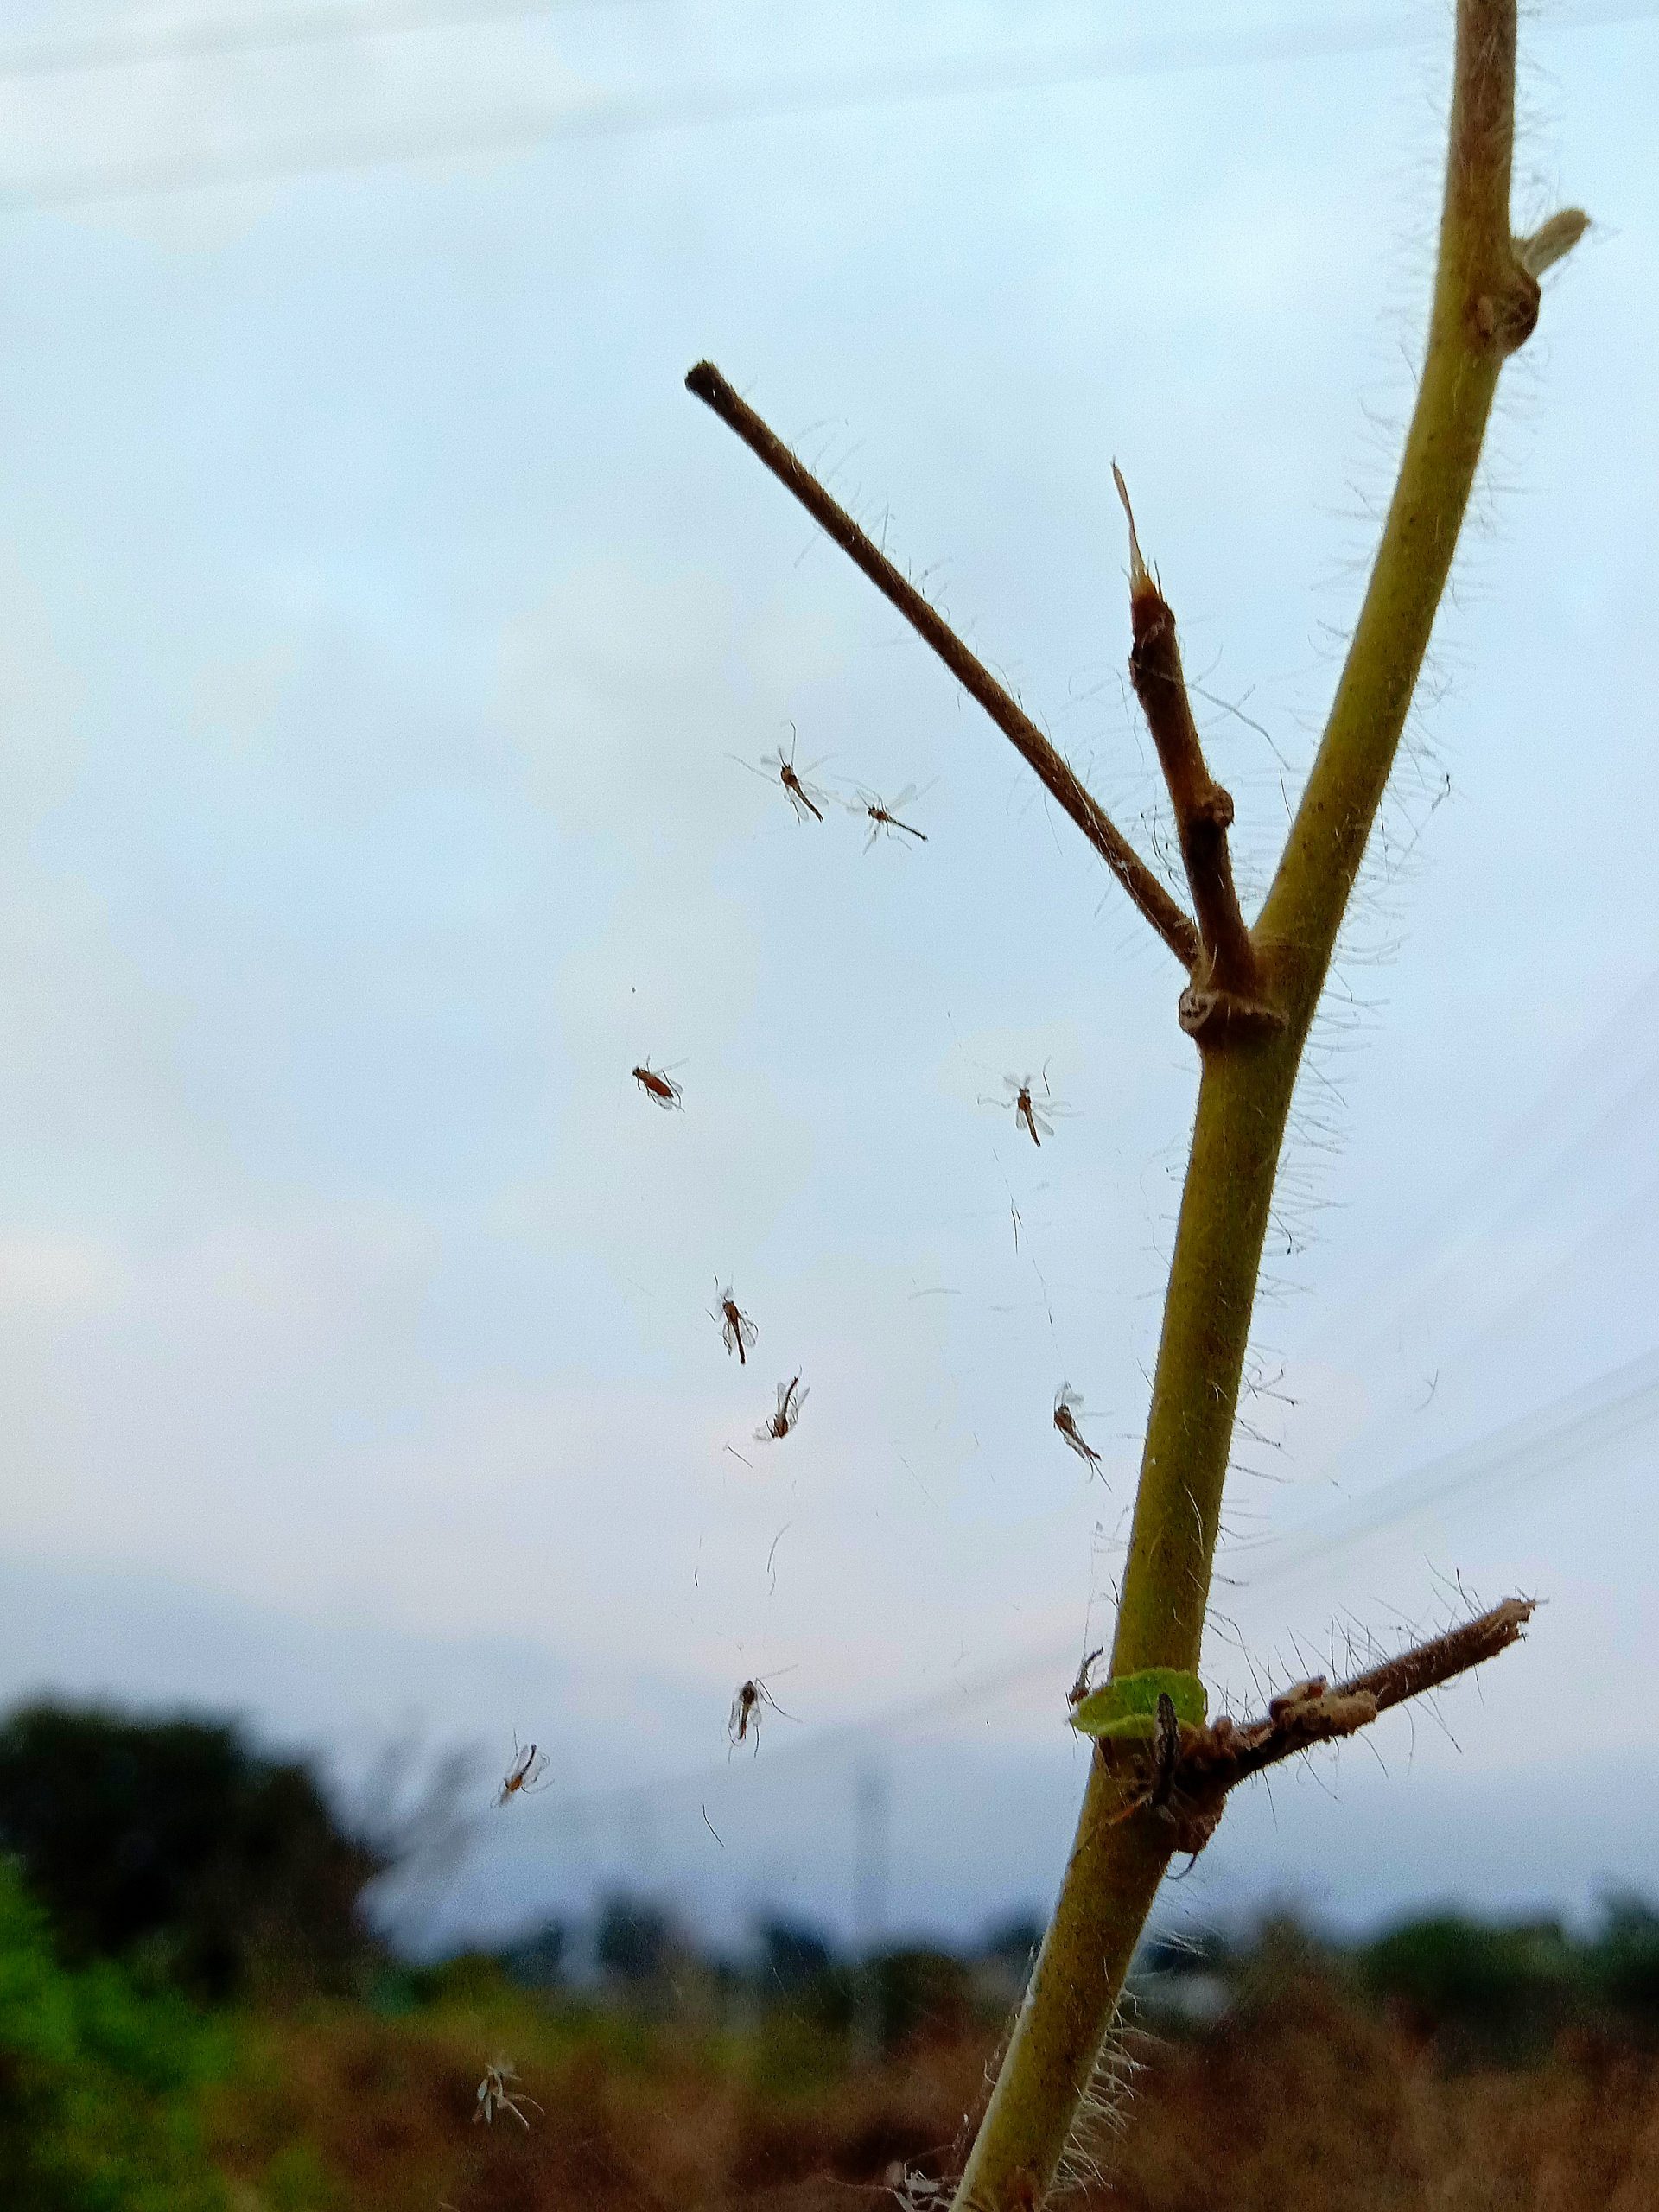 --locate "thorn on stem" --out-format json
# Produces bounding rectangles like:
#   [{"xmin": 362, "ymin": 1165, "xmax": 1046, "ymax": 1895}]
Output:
[{"xmin": 1111, "ymin": 461, "xmax": 1153, "ymax": 601}]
